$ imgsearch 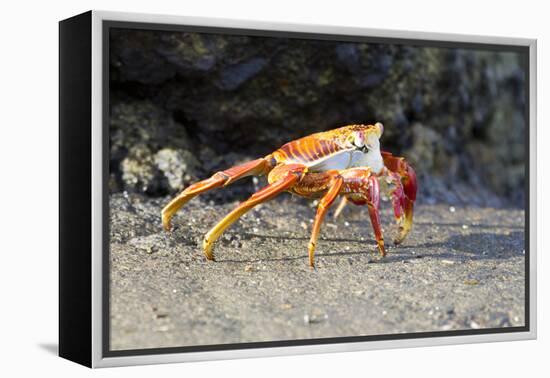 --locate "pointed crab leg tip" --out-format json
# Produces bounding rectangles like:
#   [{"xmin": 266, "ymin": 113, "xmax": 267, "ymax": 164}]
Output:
[
  {"xmin": 203, "ymin": 239, "xmax": 215, "ymax": 261},
  {"xmin": 377, "ymin": 240, "xmax": 386, "ymax": 257},
  {"xmin": 308, "ymin": 256, "xmax": 316, "ymax": 268},
  {"xmin": 308, "ymin": 246, "xmax": 315, "ymax": 268},
  {"xmin": 161, "ymin": 215, "xmax": 172, "ymax": 232}
]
